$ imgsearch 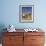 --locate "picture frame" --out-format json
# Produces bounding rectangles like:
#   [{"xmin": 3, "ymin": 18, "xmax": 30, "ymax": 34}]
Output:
[{"xmin": 19, "ymin": 5, "xmax": 34, "ymax": 23}]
